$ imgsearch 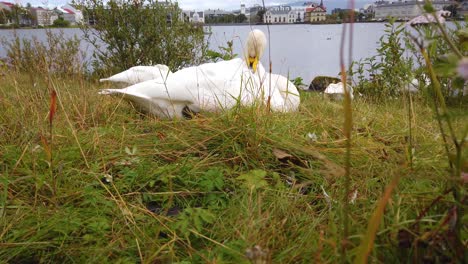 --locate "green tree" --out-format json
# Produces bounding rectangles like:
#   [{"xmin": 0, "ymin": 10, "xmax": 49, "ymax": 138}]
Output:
[
  {"xmin": 0, "ymin": 9, "xmax": 11, "ymax": 24},
  {"xmin": 53, "ymin": 17, "xmax": 70, "ymax": 27},
  {"xmin": 79, "ymin": 0, "xmax": 207, "ymax": 74},
  {"xmin": 9, "ymin": 4, "xmax": 22, "ymax": 25},
  {"xmin": 256, "ymin": 9, "xmax": 265, "ymax": 23},
  {"xmin": 235, "ymin": 14, "xmax": 247, "ymax": 23}
]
